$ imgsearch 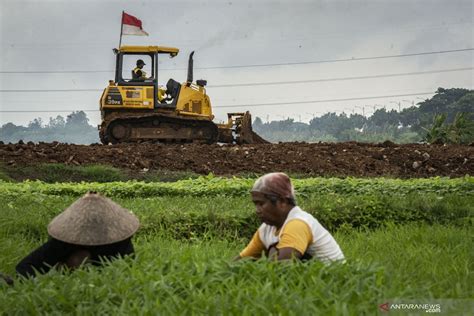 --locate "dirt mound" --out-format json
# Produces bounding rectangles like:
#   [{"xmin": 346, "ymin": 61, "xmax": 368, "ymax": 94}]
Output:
[{"xmin": 0, "ymin": 141, "xmax": 472, "ymax": 178}]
